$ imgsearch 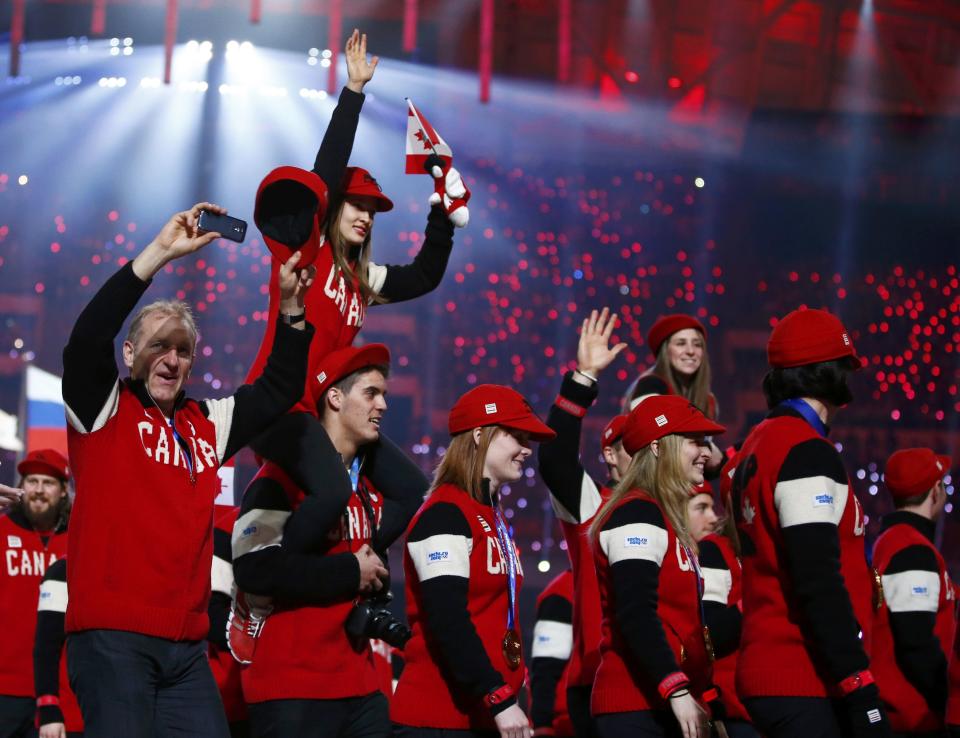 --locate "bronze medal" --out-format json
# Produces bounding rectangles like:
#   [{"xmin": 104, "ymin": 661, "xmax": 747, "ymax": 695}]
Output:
[
  {"xmin": 703, "ymin": 625, "xmax": 716, "ymax": 662},
  {"xmin": 502, "ymin": 629, "xmax": 522, "ymax": 671},
  {"xmin": 873, "ymin": 567, "xmax": 885, "ymax": 612}
]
